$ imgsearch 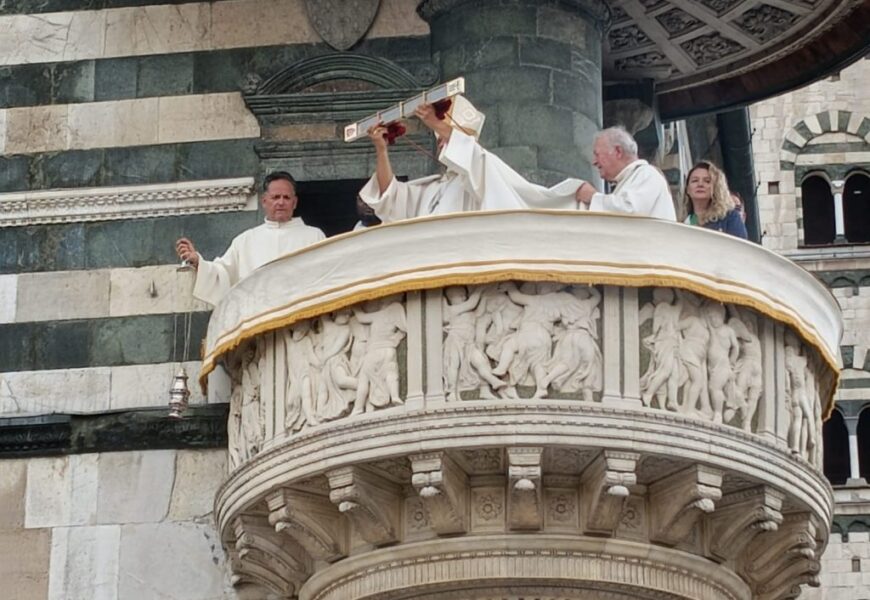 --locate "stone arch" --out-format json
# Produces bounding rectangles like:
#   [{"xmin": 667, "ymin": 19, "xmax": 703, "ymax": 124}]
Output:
[
  {"xmin": 781, "ymin": 111, "xmax": 870, "ymax": 246},
  {"xmin": 255, "ymin": 53, "xmax": 426, "ymax": 95},
  {"xmin": 780, "ymin": 110, "xmax": 870, "ymax": 170}
]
